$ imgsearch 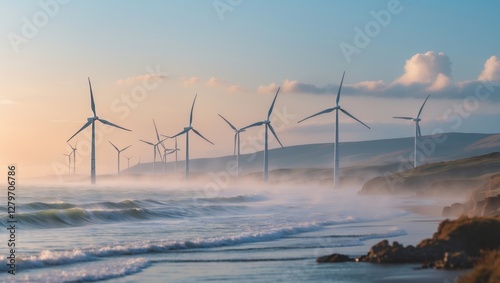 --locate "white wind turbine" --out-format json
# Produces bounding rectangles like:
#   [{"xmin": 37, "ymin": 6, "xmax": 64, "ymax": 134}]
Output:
[
  {"xmin": 63, "ymin": 153, "xmax": 72, "ymax": 175},
  {"xmin": 161, "ymin": 136, "xmax": 181, "ymax": 175},
  {"xmin": 172, "ymin": 94, "xmax": 214, "ymax": 181},
  {"xmin": 67, "ymin": 78, "xmax": 131, "ymax": 185},
  {"xmin": 125, "ymin": 155, "xmax": 133, "ymax": 171},
  {"xmin": 241, "ymin": 87, "xmax": 283, "ymax": 182},
  {"xmin": 298, "ymin": 72, "xmax": 370, "ymax": 188},
  {"xmin": 160, "ymin": 139, "xmax": 174, "ymax": 176},
  {"xmin": 67, "ymin": 142, "xmax": 77, "ymax": 175},
  {"xmin": 218, "ymin": 114, "xmax": 246, "ymax": 179},
  {"xmin": 109, "ymin": 141, "xmax": 131, "ymax": 175},
  {"xmin": 393, "ymin": 94, "xmax": 431, "ymax": 168},
  {"xmin": 140, "ymin": 119, "xmax": 167, "ymax": 175}
]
